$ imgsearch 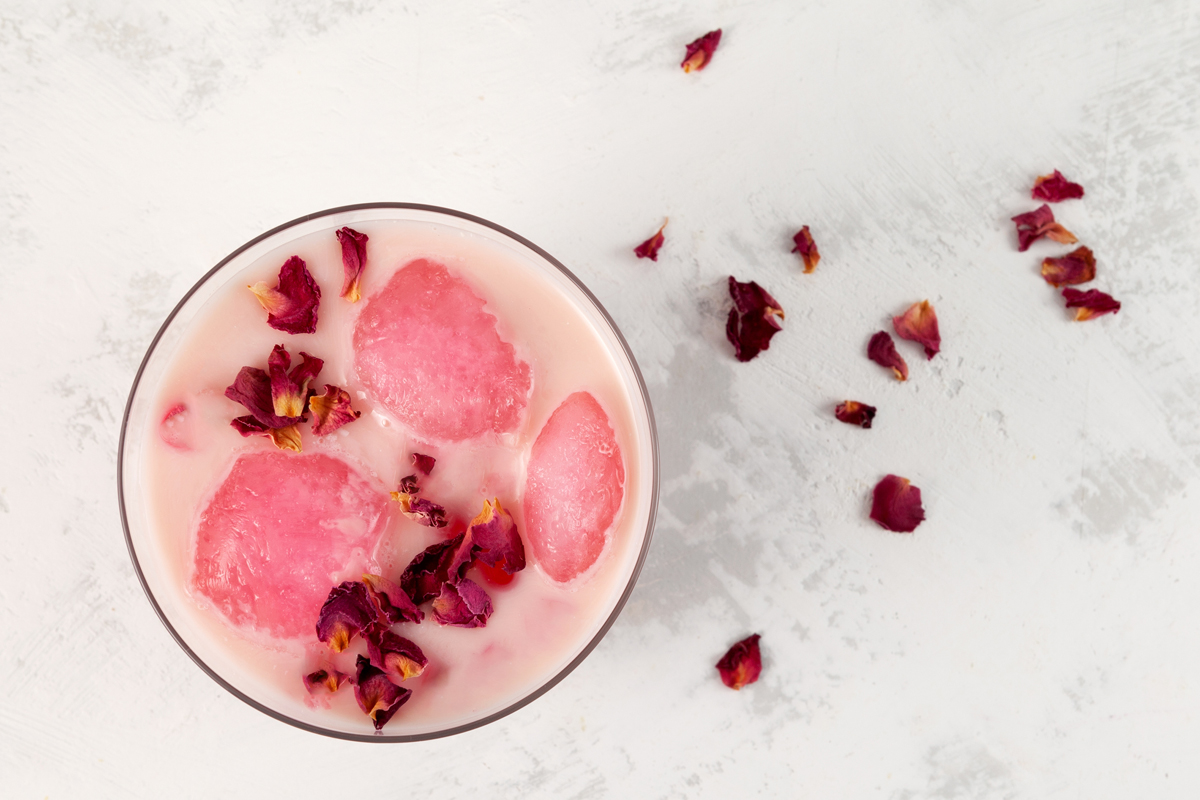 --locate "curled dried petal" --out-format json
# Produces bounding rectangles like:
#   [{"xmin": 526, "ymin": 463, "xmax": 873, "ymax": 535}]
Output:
[
  {"xmin": 397, "ymin": 474, "xmax": 420, "ymax": 494},
  {"xmin": 431, "ymin": 578, "xmax": 493, "ymax": 628},
  {"xmin": 892, "ymin": 300, "xmax": 941, "ymax": 359},
  {"xmin": 268, "ymin": 345, "xmax": 323, "ymax": 418},
  {"xmin": 353, "ymin": 655, "xmax": 411, "ymax": 731},
  {"xmin": 716, "ymin": 634, "xmax": 761, "ymax": 690},
  {"xmin": 870, "ymin": 474, "xmax": 925, "ymax": 533},
  {"xmin": 336, "ymin": 226, "xmax": 369, "ymax": 303},
  {"xmin": 400, "ymin": 533, "xmax": 467, "ymax": 605},
  {"xmin": 726, "ymin": 276, "xmax": 784, "ymax": 362},
  {"xmin": 1032, "ymin": 170, "xmax": 1084, "ymax": 202},
  {"xmin": 412, "ymin": 453, "xmax": 436, "ymax": 475},
  {"xmin": 247, "ymin": 255, "xmax": 321, "ymax": 334},
  {"xmin": 226, "ymin": 345, "xmax": 322, "ymax": 451},
  {"xmin": 310, "ymin": 384, "xmax": 361, "ymax": 435},
  {"xmin": 362, "ymin": 573, "xmax": 424, "ymax": 625},
  {"xmin": 315, "ymin": 582, "xmax": 378, "ymax": 652},
  {"xmin": 304, "ymin": 667, "xmax": 348, "ymax": 695},
  {"xmin": 867, "ymin": 331, "xmax": 908, "ymax": 381},
  {"xmin": 835, "ymin": 401, "xmax": 877, "ymax": 428},
  {"xmin": 634, "ymin": 220, "xmax": 667, "ymax": 261},
  {"xmin": 1011, "ymin": 205, "xmax": 1078, "ymax": 252},
  {"xmin": 464, "ymin": 498, "xmax": 526, "ymax": 575},
  {"xmin": 268, "ymin": 425, "xmax": 303, "ymax": 453},
  {"xmin": 682, "ymin": 29, "xmax": 722, "ymax": 73},
  {"xmin": 1063, "ymin": 288, "xmax": 1121, "ymax": 320},
  {"xmin": 391, "ymin": 491, "xmax": 448, "ymax": 528},
  {"xmin": 367, "ymin": 631, "xmax": 428, "ymax": 683},
  {"xmin": 791, "ymin": 226, "xmax": 820, "ymax": 273},
  {"xmin": 1041, "ymin": 246, "xmax": 1096, "ymax": 287}
]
